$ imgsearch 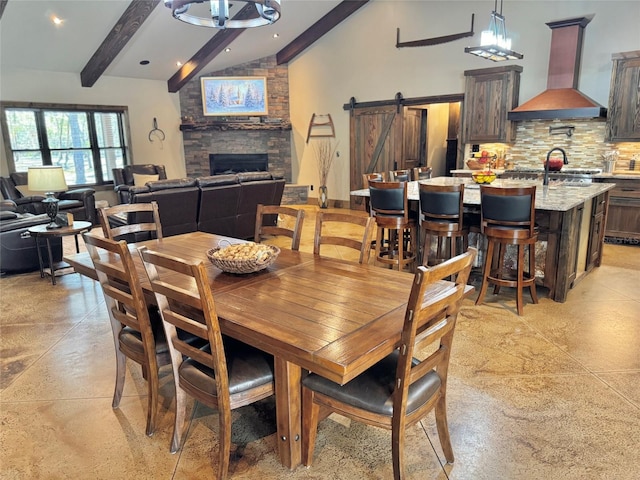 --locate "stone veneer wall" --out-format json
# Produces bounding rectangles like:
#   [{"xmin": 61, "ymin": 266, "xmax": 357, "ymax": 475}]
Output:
[
  {"xmin": 178, "ymin": 55, "xmax": 292, "ymax": 181},
  {"xmin": 476, "ymin": 119, "xmax": 640, "ymax": 170}
]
